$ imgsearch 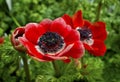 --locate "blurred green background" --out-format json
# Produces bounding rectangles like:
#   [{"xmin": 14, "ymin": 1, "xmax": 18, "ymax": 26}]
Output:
[{"xmin": 0, "ymin": 0, "xmax": 120, "ymax": 82}]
